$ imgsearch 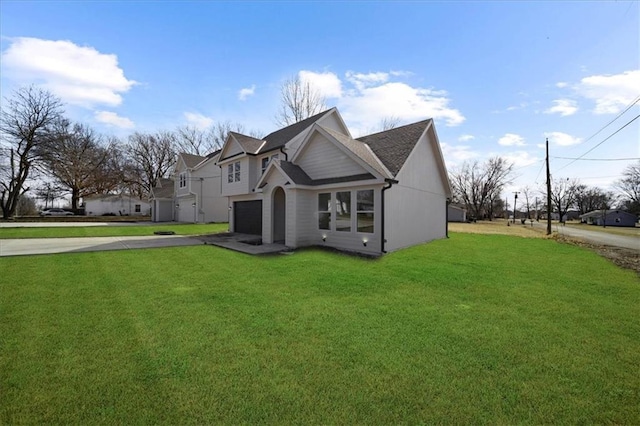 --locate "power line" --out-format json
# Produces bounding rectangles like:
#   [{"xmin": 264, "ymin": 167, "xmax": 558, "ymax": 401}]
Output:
[
  {"xmin": 556, "ymin": 113, "xmax": 640, "ymax": 172},
  {"xmin": 552, "ymin": 156, "xmax": 640, "ymax": 161},
  {"xmin": 573, "ymin": 95, "xmax": 640, "ymax": 148}
]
